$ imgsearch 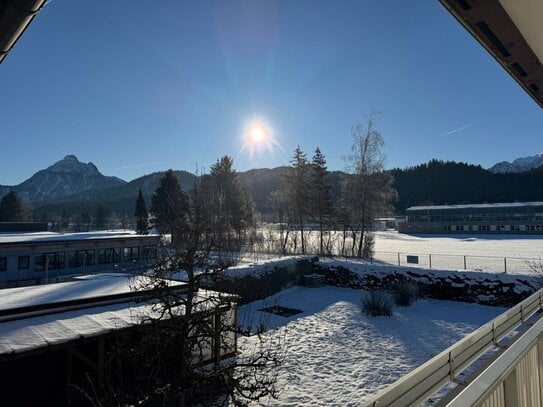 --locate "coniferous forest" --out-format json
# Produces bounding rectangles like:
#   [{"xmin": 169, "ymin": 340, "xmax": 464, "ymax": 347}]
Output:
[{"xmin": 391, "ymin": 160, "xmax": 543, "ymax": 212}]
